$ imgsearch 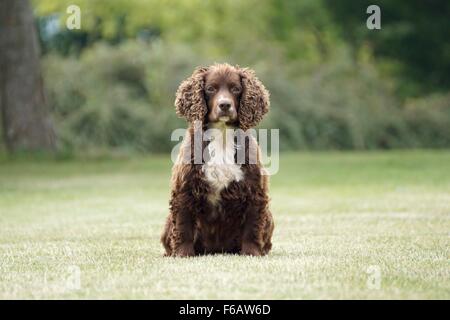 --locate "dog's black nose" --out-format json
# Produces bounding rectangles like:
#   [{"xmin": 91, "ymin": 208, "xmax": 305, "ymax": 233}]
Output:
[{"xmin": 219, "ymin": 102, "xmax": 231, "ymax": 111}]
